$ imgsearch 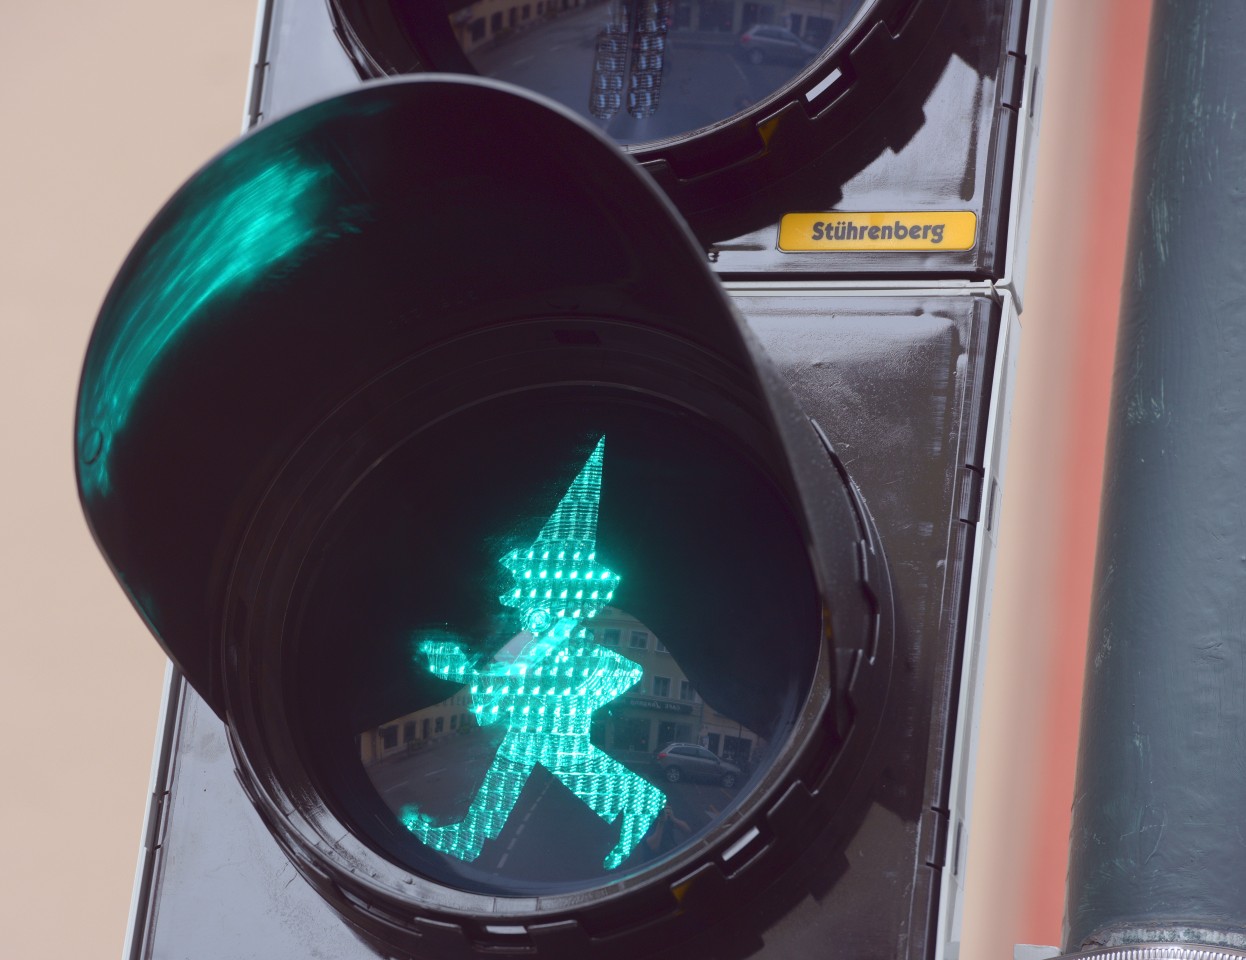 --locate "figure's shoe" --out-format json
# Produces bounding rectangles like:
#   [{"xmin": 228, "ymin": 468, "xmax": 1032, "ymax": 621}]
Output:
[
  {"xmin": 601, "ymin": 788, "xmax": 666, "ymax": 868},
  {"xmin": 400, "ymin": 806, "xmax": 486, "ymax": 862},
  {"xmin": 603, "ymin": 834, "xmax": 633, "ymax": 869}
]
